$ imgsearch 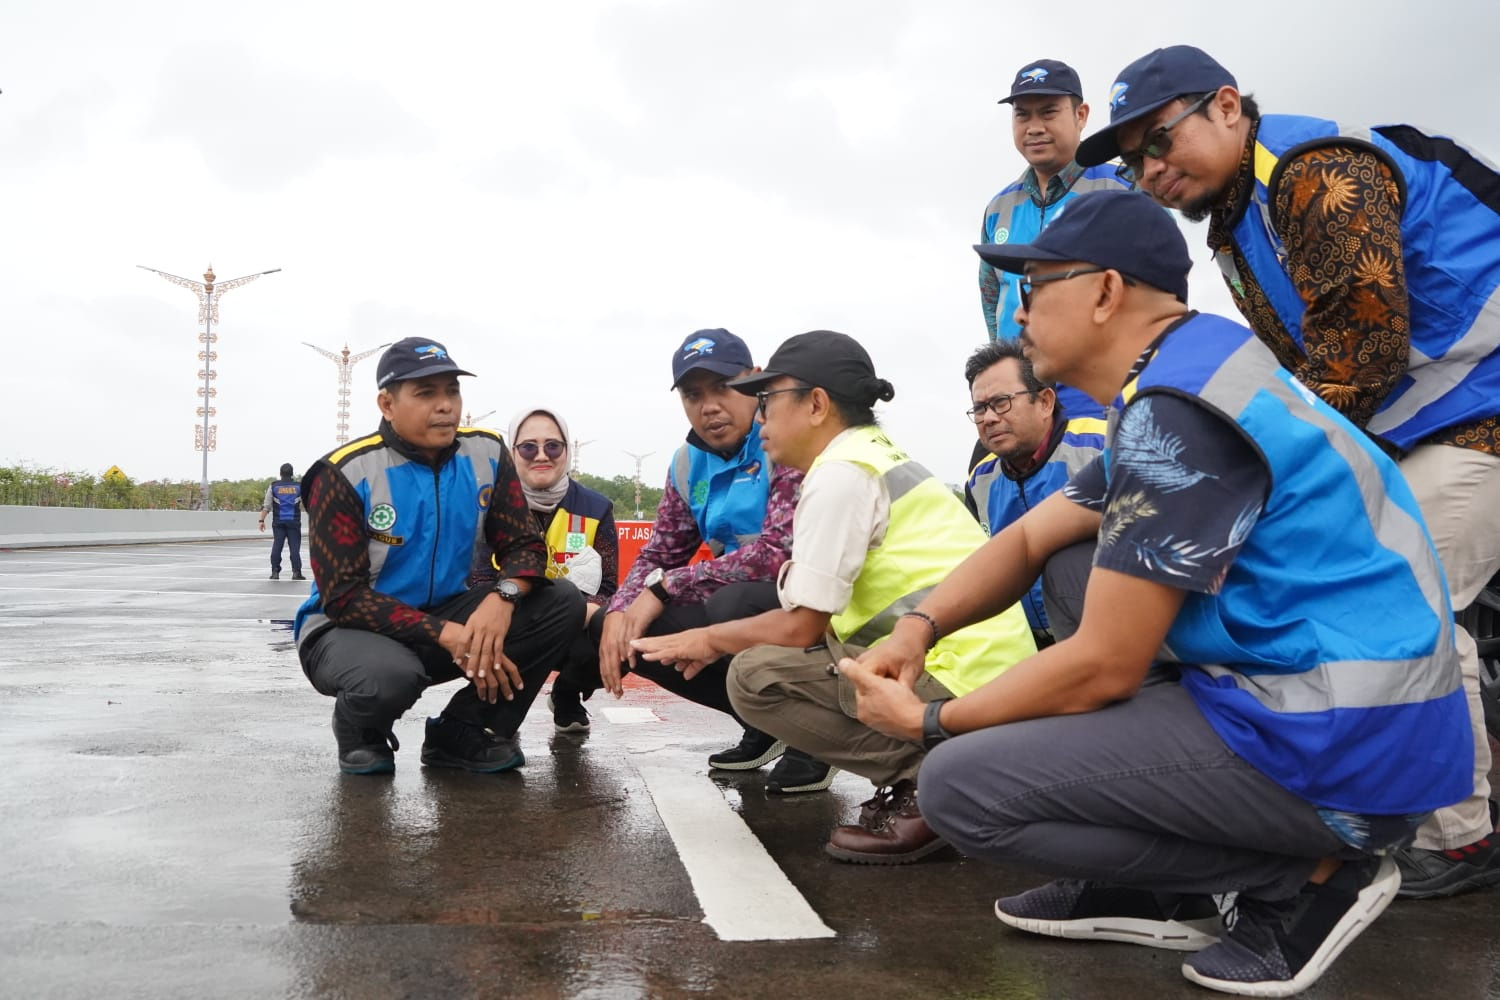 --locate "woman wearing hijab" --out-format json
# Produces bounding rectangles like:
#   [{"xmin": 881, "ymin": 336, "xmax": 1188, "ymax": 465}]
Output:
[{"xmin": 508, "ymin": 406, "xmax": 619, "ymax": 732}]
